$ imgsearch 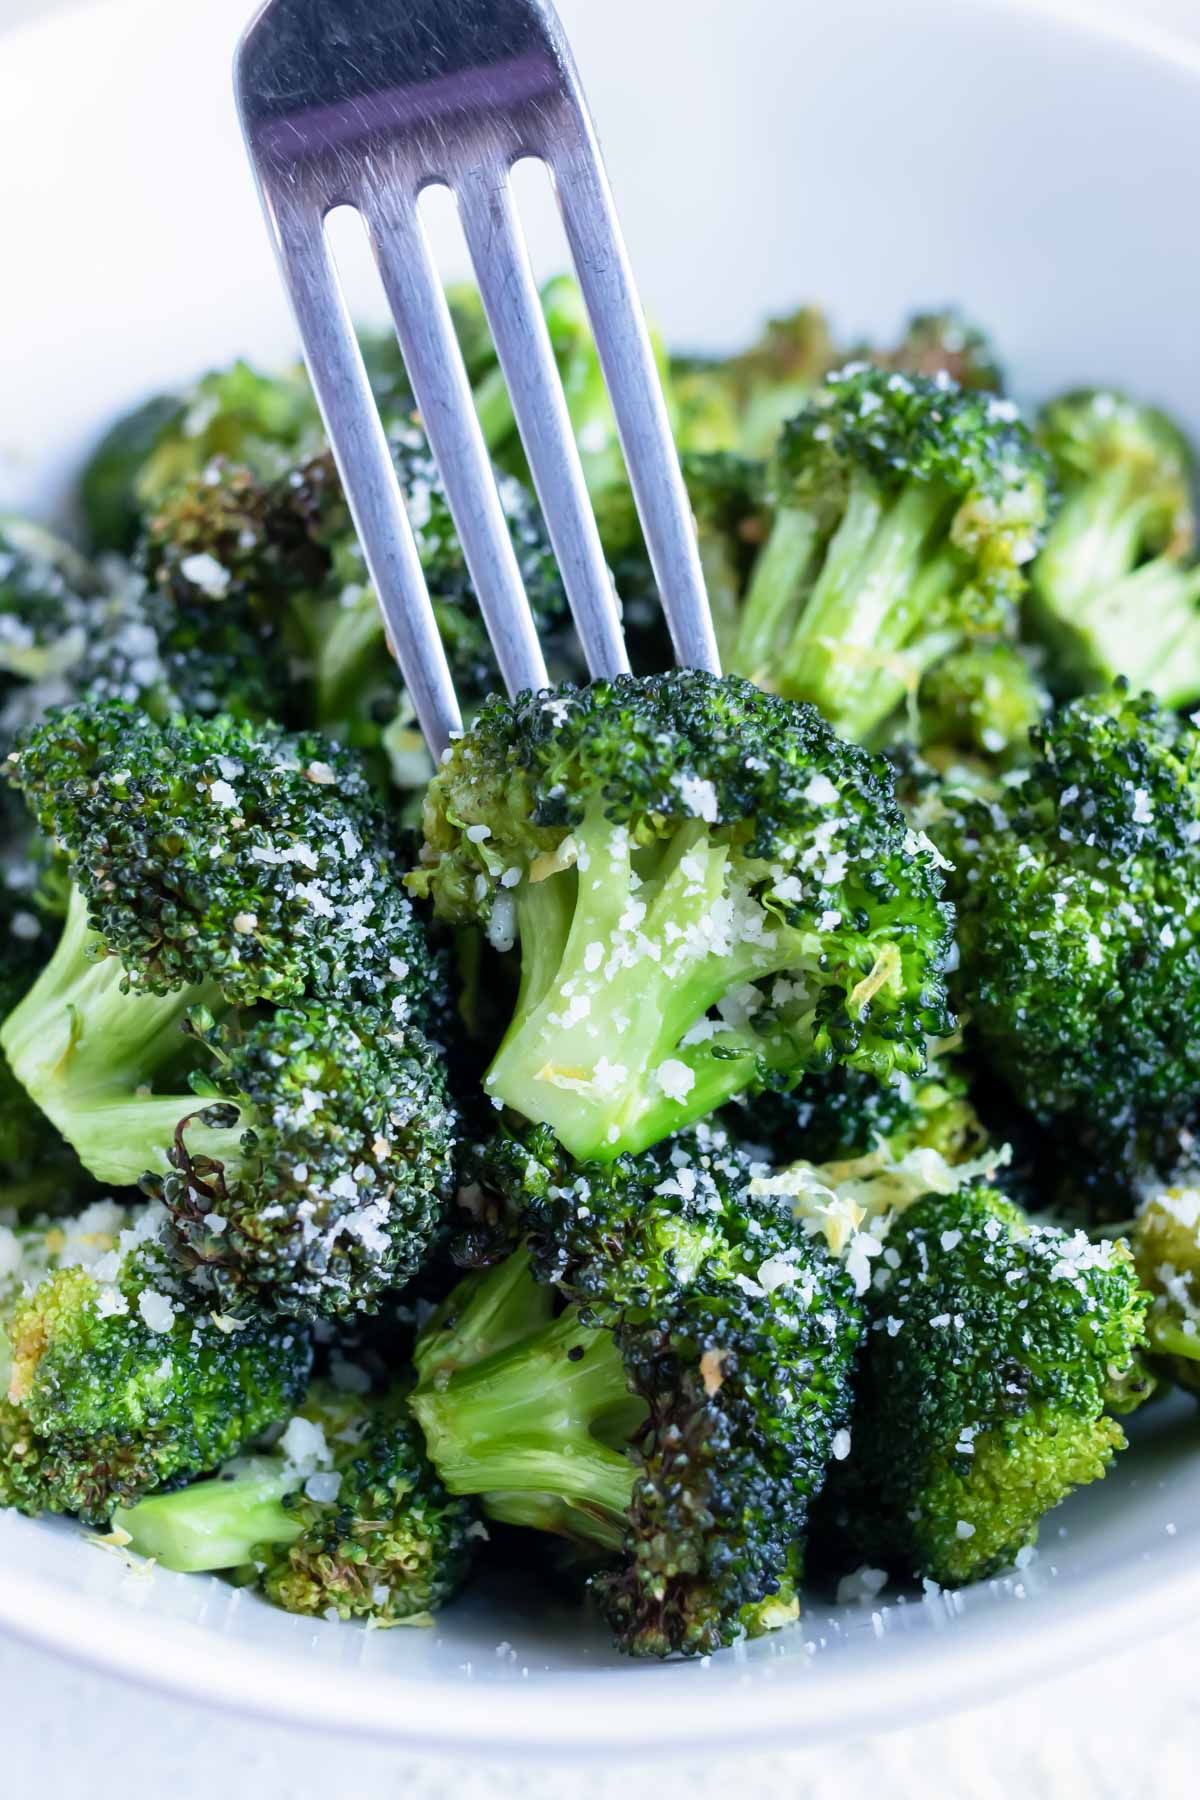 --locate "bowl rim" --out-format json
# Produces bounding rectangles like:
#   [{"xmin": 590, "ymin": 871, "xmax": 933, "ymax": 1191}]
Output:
[{"xmin": 4, "ymin": 0, "xmax": 1200, "ymax": 1752}]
